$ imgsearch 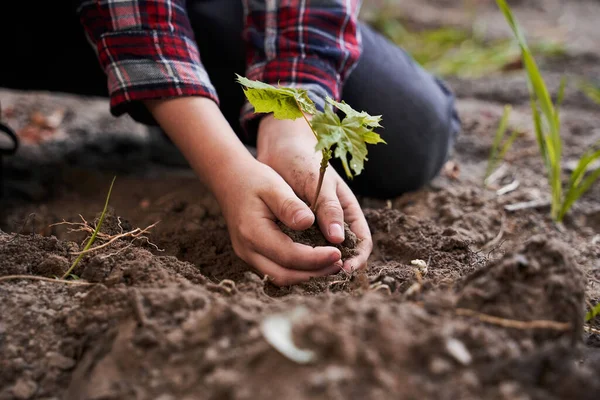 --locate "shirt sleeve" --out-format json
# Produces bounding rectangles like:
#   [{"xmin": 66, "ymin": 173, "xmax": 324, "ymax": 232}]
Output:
[
  {"xmin": 241, "ymin": 0, "xmax": 363, "ymax": 129},
  {"xmin": 75, "ymin": 0, "xmax": 219, "ymax": 125}
]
